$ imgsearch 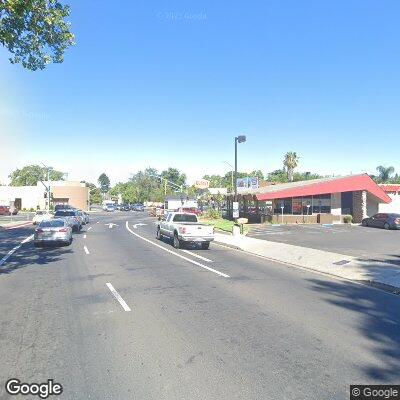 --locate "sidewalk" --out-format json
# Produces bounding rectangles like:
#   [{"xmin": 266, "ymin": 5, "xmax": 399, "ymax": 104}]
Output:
[
  {"xmin": 214, "ymin": 233, "xmax": 400, "ymax": 291},
  {"xmin": 0, "ymin": 221, "xmax": 33, "ymax": 230}
]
